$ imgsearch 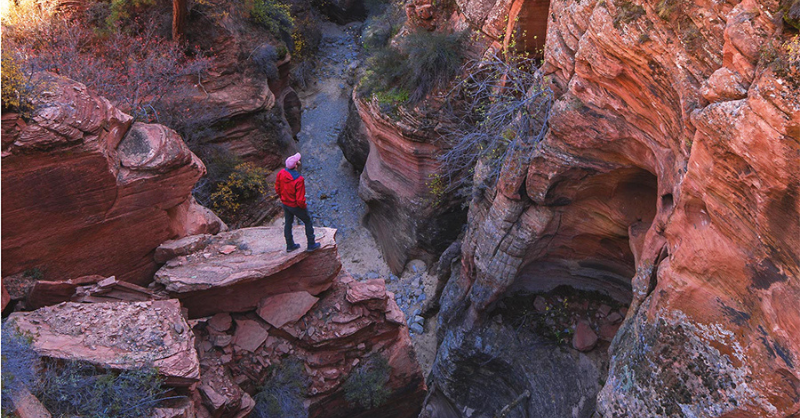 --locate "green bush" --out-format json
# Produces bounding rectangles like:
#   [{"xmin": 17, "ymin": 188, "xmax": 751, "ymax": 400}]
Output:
[
  {"xmin": 359, "ymin": 29, "xmax": 467, "ymax": 105},
  {"xmin": 38, "ymin": 360, "xmax": 166, "ymax": 418},
  {"xmin": 1, "ymin": 52, "xmax": 37, "ymax": 117},
  {"xmin": 342, "ymin": 355, "xmax": 391, "ymax": 409},
  {"xmin": 251, "ymin": 0, "xmax": 295, "ymax": 37},
  {"xmin": 252, "ymin": 360, "xmax": 308, "ymax": 418}
]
